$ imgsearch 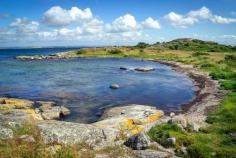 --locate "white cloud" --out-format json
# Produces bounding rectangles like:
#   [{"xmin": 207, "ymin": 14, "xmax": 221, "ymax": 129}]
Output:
[
  {"xmin": 141, "ymin": 17, "xmax": 161, "ymax": 29},
  {"xmin": 164, "ymin": 6, "xmax": 236, "ymax": 28},
  {"xmin": 164, "ymin": 12, "xmax": 198, "ymax": 28},
  {"xmin": 43, "ymin": 6, "xmax": 93, "ymax": 26},
  {"xmin": 106, "ymin": 14, "xmax": 138, "ymax": 33},
  {"xmin": 10, "ymin": 18, "xmax": 39, "ymax": 33}
]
